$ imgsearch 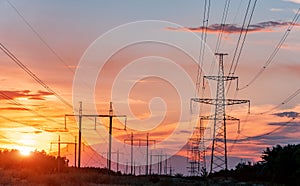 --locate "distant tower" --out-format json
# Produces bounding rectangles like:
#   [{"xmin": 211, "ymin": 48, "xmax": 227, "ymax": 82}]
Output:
[
  {"xmin": 187, "ymin": 122, "xmax": 208, "ymax": 176},
  {"xmin": 187, "ymin": 128, "xmax": 201, "ymax": 176},
  {"xmin": 191, "ymin": 53, "xmax": 250, "ymax": 173}
]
